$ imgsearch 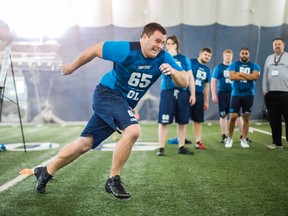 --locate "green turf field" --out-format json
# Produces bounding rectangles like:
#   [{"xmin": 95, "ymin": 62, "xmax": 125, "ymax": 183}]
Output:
[{"xmin": 0, "ymin": 122, "xmax": 287, "ymax": 216}]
